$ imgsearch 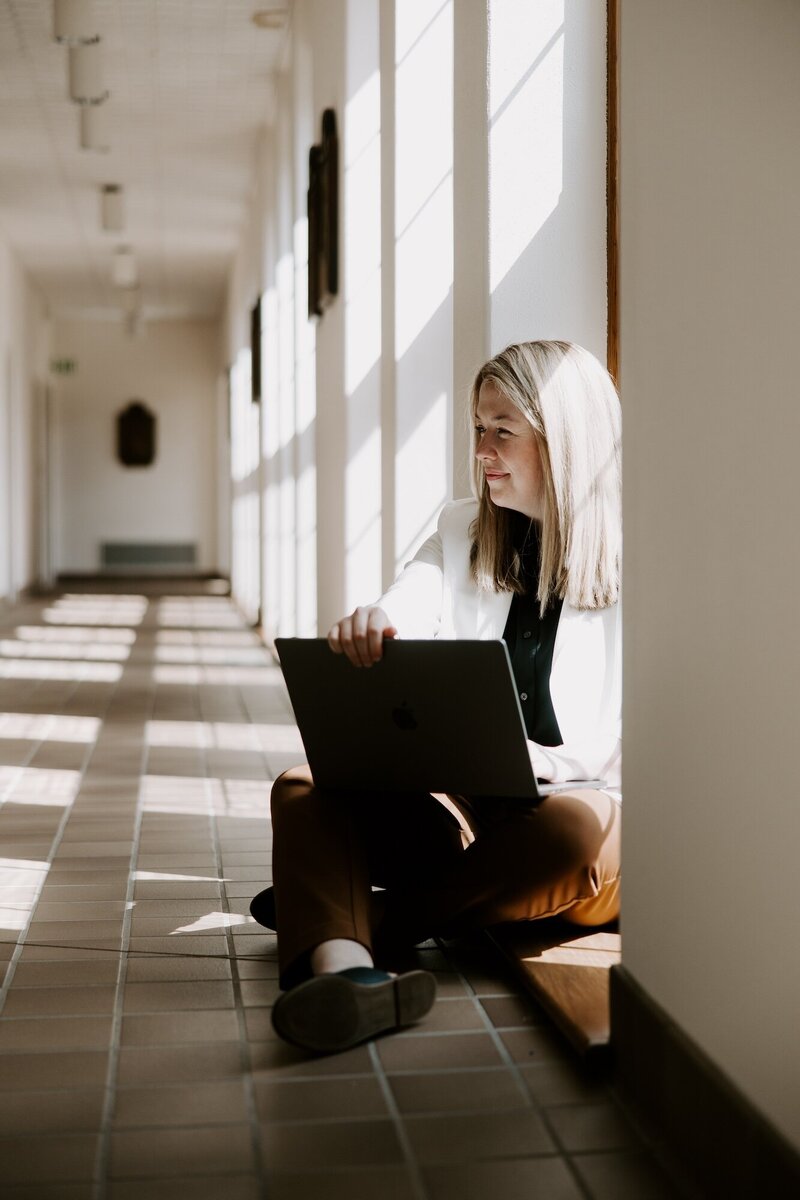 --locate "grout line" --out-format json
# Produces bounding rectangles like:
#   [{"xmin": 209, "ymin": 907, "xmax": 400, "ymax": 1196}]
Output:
[
  {"xmin": 201, "ymin": 665, "xmax": 269, "ymax": 1199},
  {"xmin": 437, "ymin": 935, "xmax": 596, "ymax": 1200},
  {"xmin": 368, "ymin": 1039, "xmax": 430, "ymax": 1200},
  {"xmin": 90, "ymin": 611, "xmax": 157, "ymax": 1200}
]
